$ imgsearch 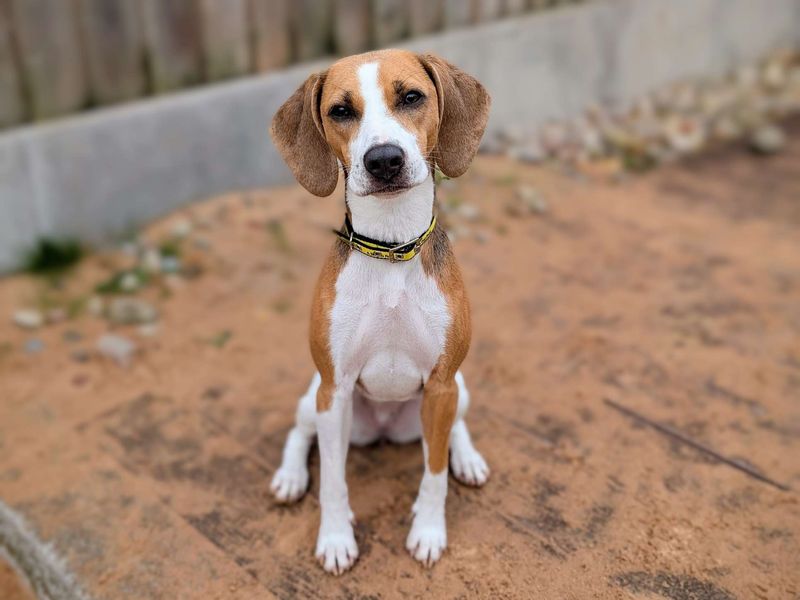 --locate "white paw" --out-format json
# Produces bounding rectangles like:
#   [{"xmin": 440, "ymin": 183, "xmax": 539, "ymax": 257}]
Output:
[
  {"xmin": 406, "ymin": 520, "xmax": 447, "ymax": 567},
  {"xmin": 316, "ymin": 527, "xmax": 359, "ymax": 575},
  {"xmin": 270, "ymin": 466, "xmax": 309, "ymax": 503},
  {"xmin": 450, "ymin": 448, "xmax": 490, "ymax": 487}
]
